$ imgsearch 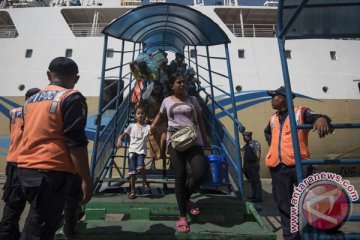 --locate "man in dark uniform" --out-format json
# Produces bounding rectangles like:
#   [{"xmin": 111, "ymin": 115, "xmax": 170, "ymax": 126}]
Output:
[
  {"xmin": 16, "ymin": 57, "xmax": 91, "ymax": 240},
  {"xmin": 0, "ymin": 88, "xmax": 40, "ymax": 240},
  {"xmin": 242, "ymin": 131, "xmax": 262, "ymax": 203},
  {"xmin": 264, "ymin": 86, "xmax": 331, "ymax": 240}
]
